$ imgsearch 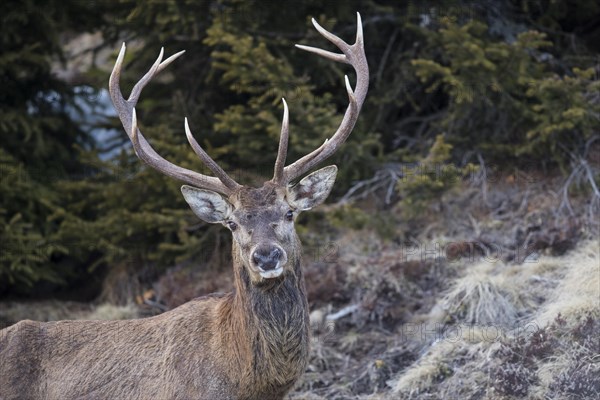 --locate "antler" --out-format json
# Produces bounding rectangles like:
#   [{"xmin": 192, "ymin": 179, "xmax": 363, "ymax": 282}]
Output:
[
  {"xmin": 272, "ymin": 12, "xmax": 369, "ymax": 185},
  {"xmin": 109, "ymin": 43, "xmax": 240, "ymax": 196}
]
